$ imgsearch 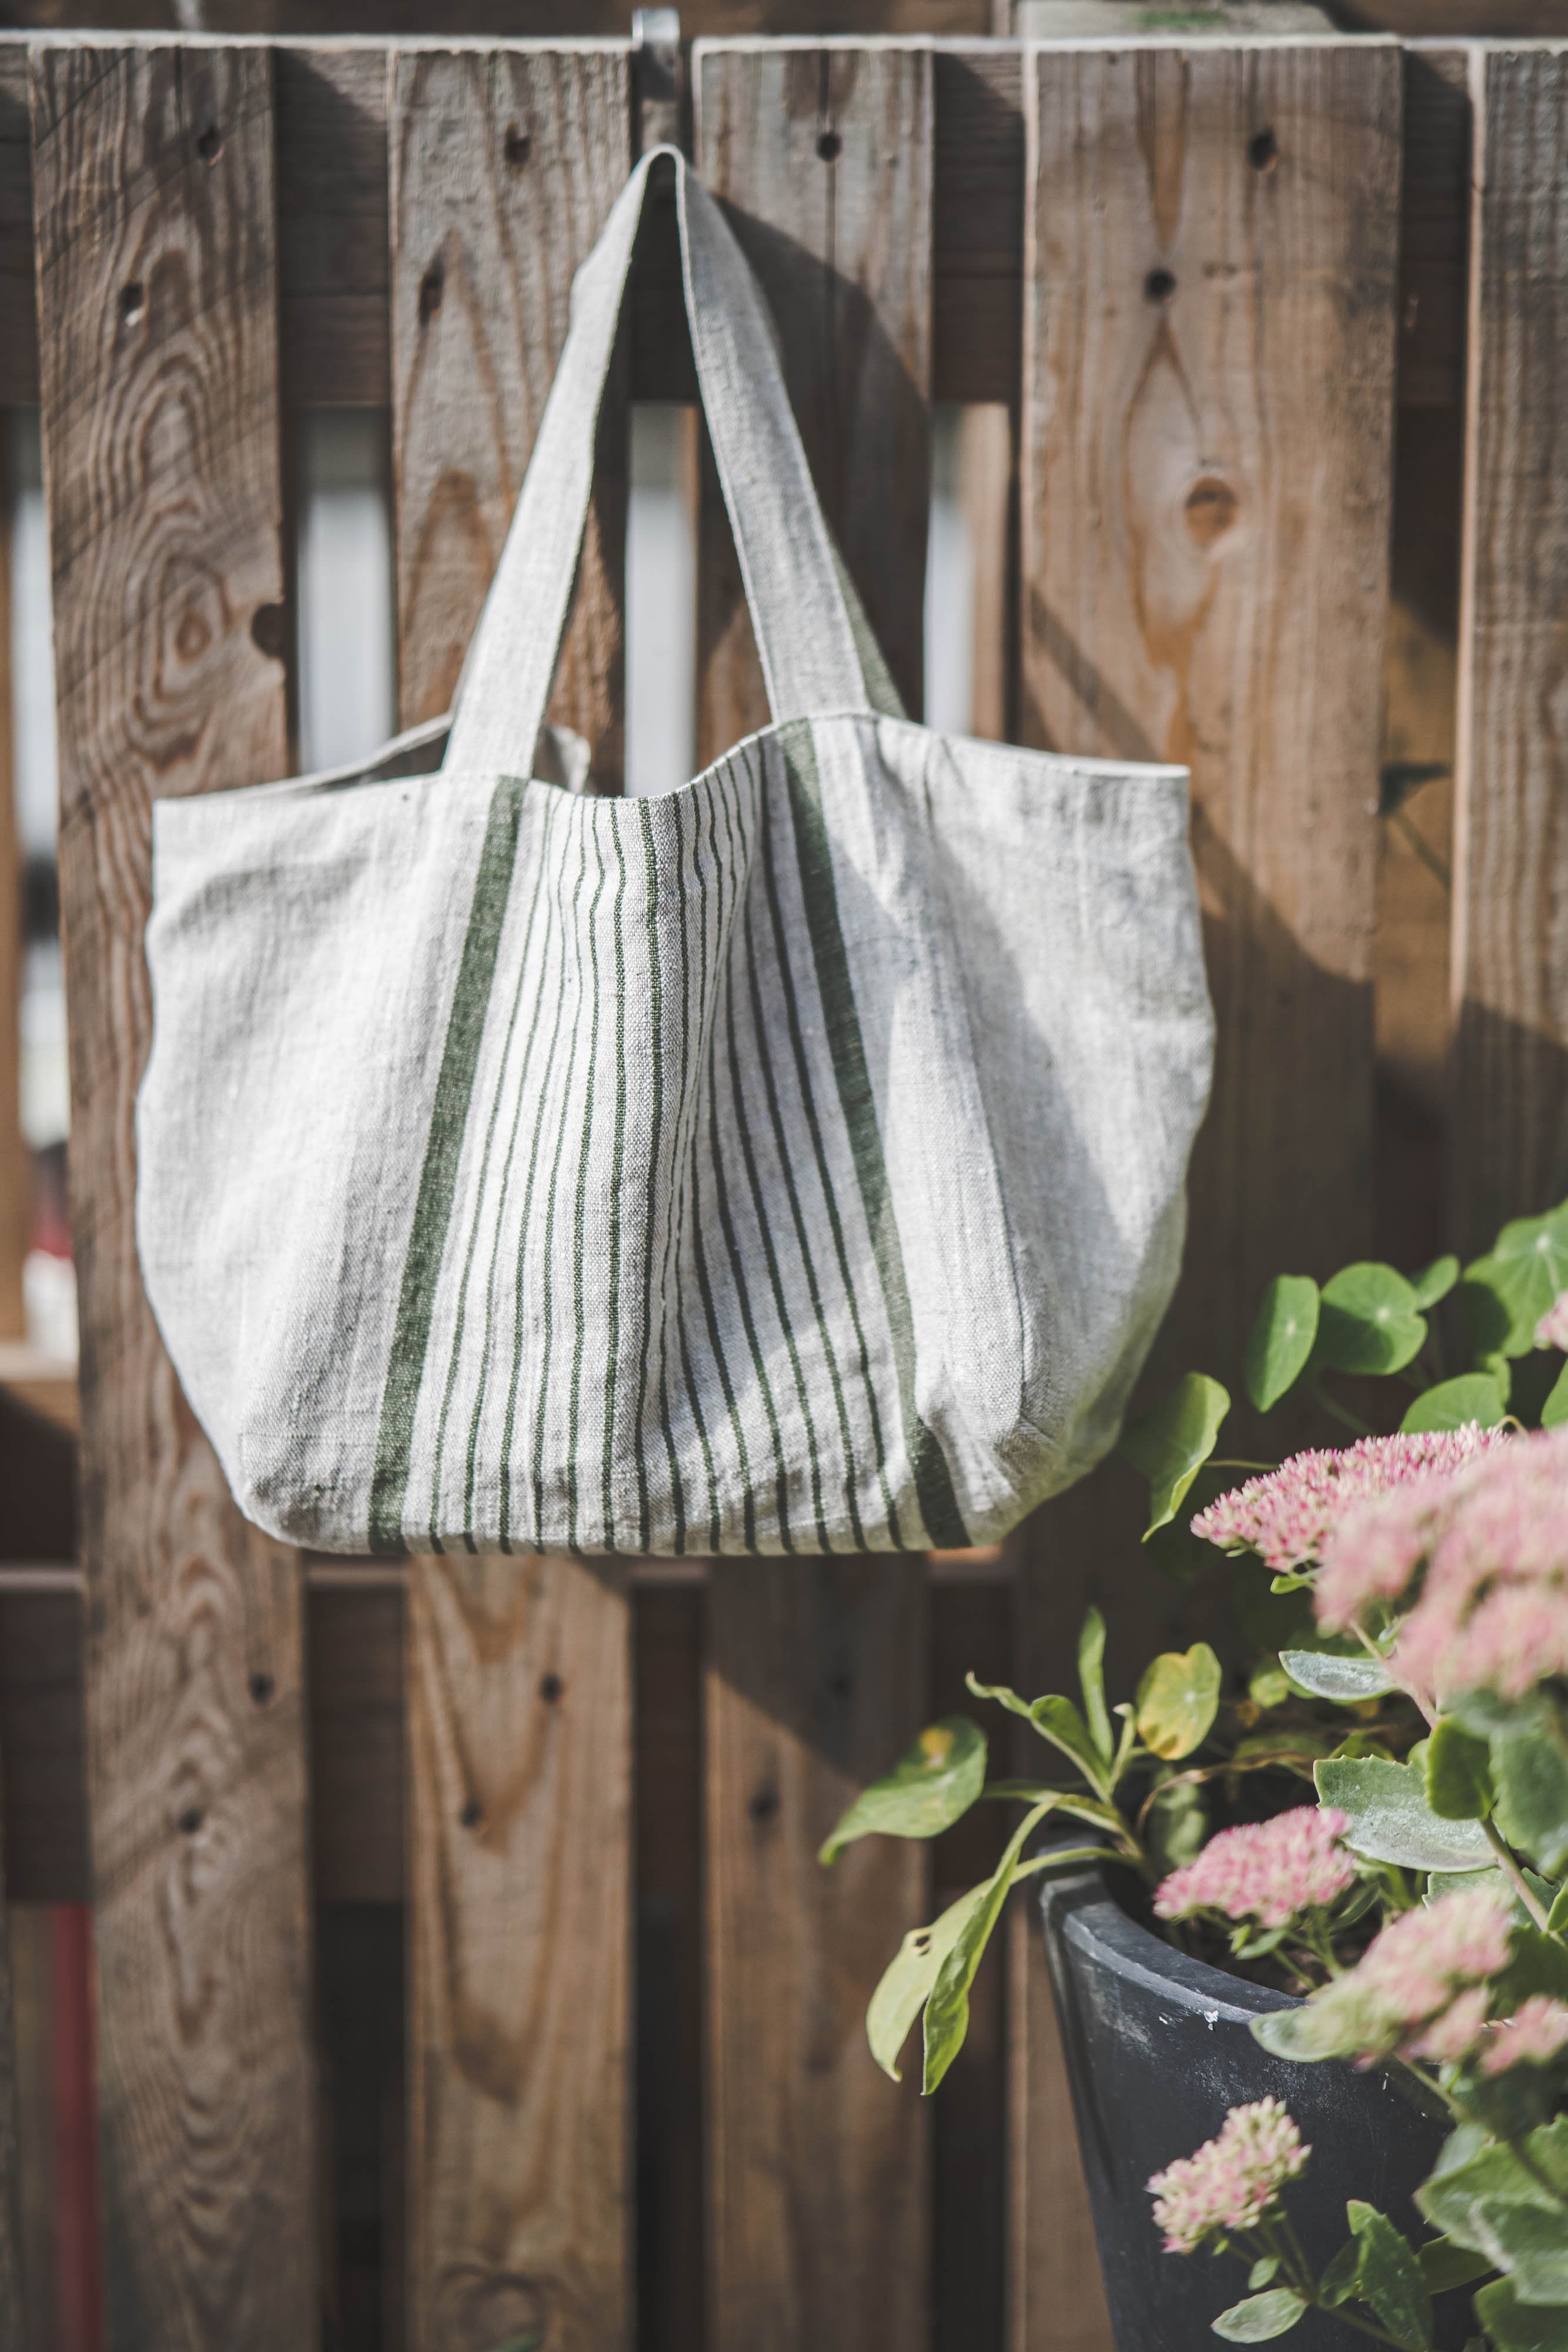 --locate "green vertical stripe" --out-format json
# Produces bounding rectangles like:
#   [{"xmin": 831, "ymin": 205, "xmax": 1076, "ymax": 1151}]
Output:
[
  {"xmin": 368, "ymin": 774, "xmax": 529, "ymax": 1555},
  {"xmin": 758, "ymin": 761, "xmax": 893, "ymax": 1546},
  {"xmin": 780, "ymin": 725, "xmax": 970, "ymax": 1552},
  {"xmin": 531, "ymin": 818, "xmax": 594, "ymax": 1549}
]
